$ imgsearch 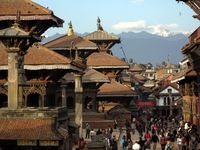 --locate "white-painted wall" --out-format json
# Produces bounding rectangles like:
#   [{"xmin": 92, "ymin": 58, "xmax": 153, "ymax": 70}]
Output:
[{"xmin": 156, "ymin": 86, "xmax": 180, "ymax": 106}]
